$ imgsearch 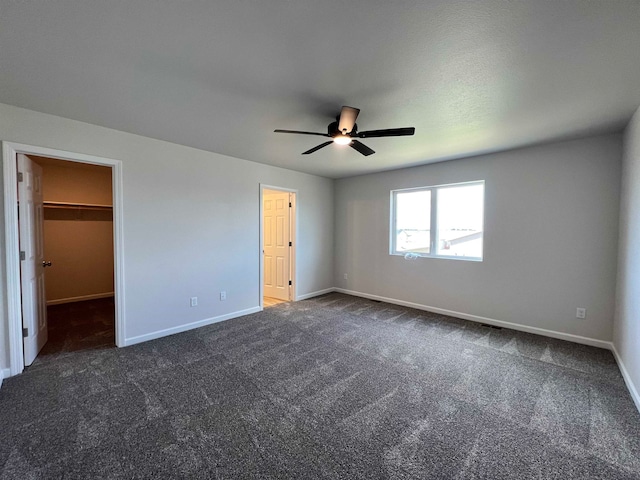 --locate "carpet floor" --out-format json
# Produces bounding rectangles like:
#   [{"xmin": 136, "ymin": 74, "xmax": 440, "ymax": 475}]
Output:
[
  {"xmin": 40, "ymin": 297, "xmax": 115, "ymax": 356},
  {"xmin": 1, "ymin": 293, "xmax": 639, "ymax": 479}
]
